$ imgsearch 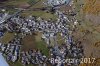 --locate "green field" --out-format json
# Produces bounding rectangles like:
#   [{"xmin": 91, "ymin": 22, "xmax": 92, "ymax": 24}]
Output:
[
  {"xmin": 1, "ymin": 0, "xmax": 57, "ymax": 20},
  {"xmin": 36, "ymin": 41, "xmax": 49, "ymax": 56},
  {"xmin": 21, "ymin": 10, "xmax": 57, "ymax": 20},
  {"xmin": 0, "ymin": 32, "xmax": 15, "ymax": 44},
  {"xmin": 9, "ymin": 61, "xmax": 38, "ymax": 66},
  {"xmin": 21, "ymin": 32, "xmax": 49, "ymax": 56},
  {"xmin": 35, "ymin": 32, "xmax": 49, "ymax": 56}
]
